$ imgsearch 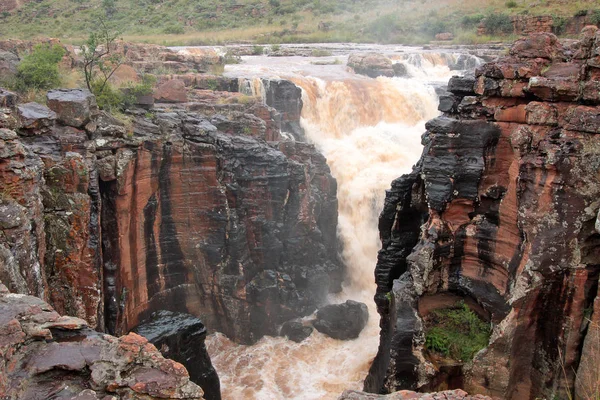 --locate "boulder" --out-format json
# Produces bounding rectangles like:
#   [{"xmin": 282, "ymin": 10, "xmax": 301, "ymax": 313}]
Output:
[
  {"xmin": 132, "ymin": 310, "xmax": 221, "ymax": 400},
  {"xmin": 0, "ymin": 49, "xmax": 19, "ymax": 78},
  {"xmin": 447, "ymin": 74, "xmax": 476, "ymax": 95},
  {"xmin": 280, "ymin": 319, "xmax": 314, "ymax": 342},
  {"xmin": 17, "ymin": 102, "xmax": 56, "ymax": 135},
  {"xmin": 153, "ymin": 78, "xmax": 187, "ymax": 103},
  {"xmin": 47, "ymin": 89, "xmax": 98, "ymax": 128},
  {"xmin": 0, "ymin": 88, "xmax": 17, "ymax": 108},
  {"xmin": 348, "ymin": 53, "xmax": 395, "ymax": 78},
  {"xmin": 313, "ymin": 300, "xmax": 368, "ymax": 340},
  {"xmin": 0, "ymin": 283, "xmax": 205, "ymax": 400},
  {"xmin": 509, "ymin": 32, "xmax": 565, "ymax": 60}
]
